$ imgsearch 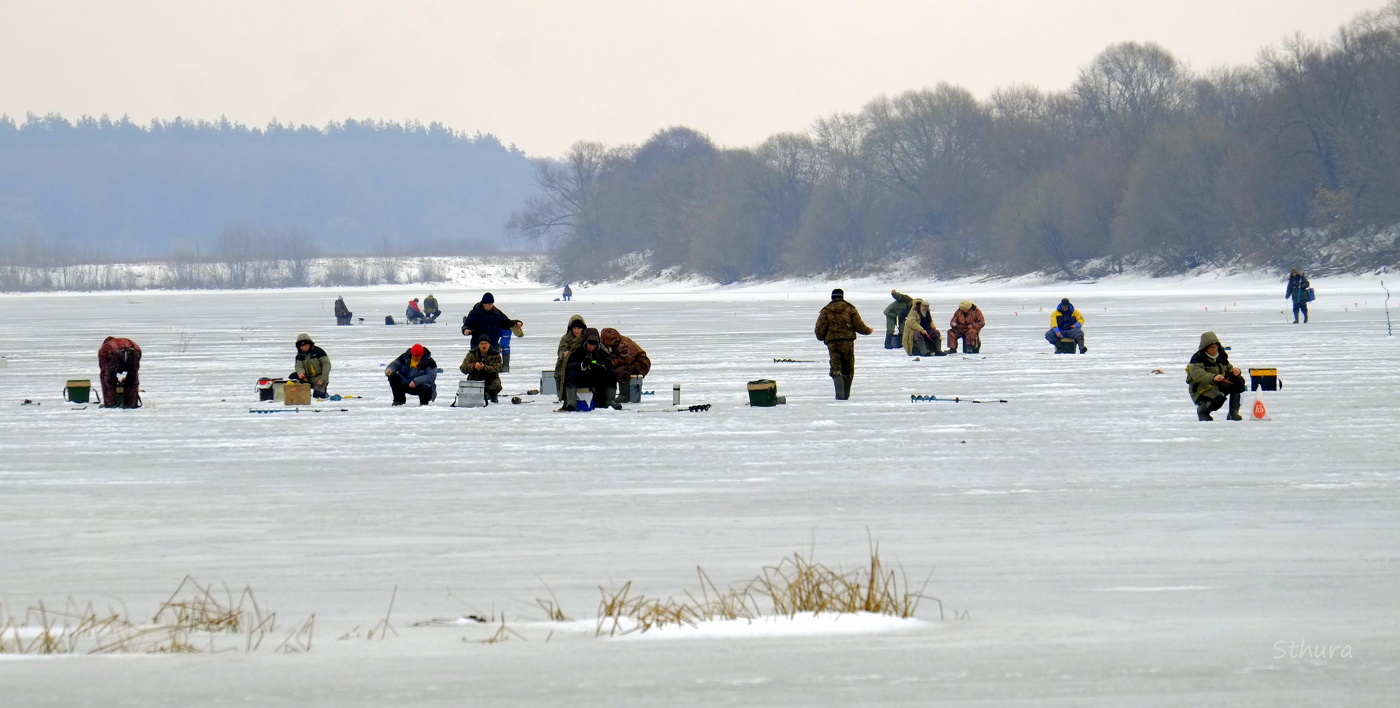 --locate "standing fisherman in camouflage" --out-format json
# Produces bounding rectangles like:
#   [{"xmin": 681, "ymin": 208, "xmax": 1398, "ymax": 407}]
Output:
[{"xmin": 815, "ymin": 288, "xmax": 873, "ymax": 400}]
